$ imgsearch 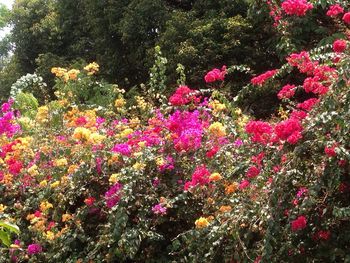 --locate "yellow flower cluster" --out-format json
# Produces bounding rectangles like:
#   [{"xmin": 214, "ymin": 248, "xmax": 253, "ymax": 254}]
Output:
[
  {"xmin": 36, "ymin": 106, "xmax": 49, "ymax": 123},
  {"xmin": 209, "ymin": 100, "xmax": 226, "ymax": 113},
  {"xmin": 73, "ymin": 127, "xmax": 91, "ymax": 141},
  {"xmin": 54, "ymin": 158, "xmax": 68, "ymax": 167},
  {"xmin": 27, "ymin": 165, "xmax": 39, "ymax": 176},
  {"xmin": 114, "ymin": 98, "xmax": 126, "ymax": 108},
  {"xmin": 51, "ymin": 67, "xmax": 80, "ymax": 82},
  {"xmin": 195, "ymin": 217, "xmax": 210, "ymax": 229},
  {"xmin": 209, "ymin": 172, "xmax": 222, "ymax": 182},
  {"xmin": 72, "ymin": 127, "xmax": 105, "ymax": 144},
  {"xmin": 84, "ymin": 62, "xmax": 99, "ymax": 75},
  {"xmin": 109, "ymin": 173, "xmax": 120, "ymax": 184},
  {"xmin": 0, "ymin": 204, "xmax": 7, "ymax": 213},
  {"xmin": 208, "ymin": 122, "xmax": 226, "ymax": 137},
  {"xmin": 135, "ymin": 96, "xmax": 150, "ymax": 110},
  {"xmin": 40, "ymin": 201, "xmax": 53, "ymax": 212}
]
